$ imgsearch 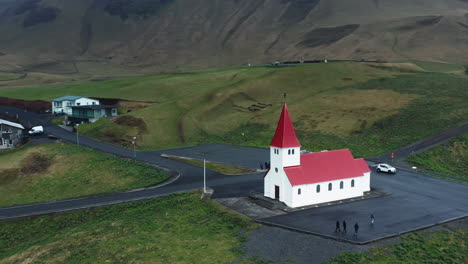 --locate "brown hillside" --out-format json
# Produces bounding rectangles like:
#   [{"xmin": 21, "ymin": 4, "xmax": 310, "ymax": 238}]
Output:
[{"xmin": 0, "ymin": 0, "xmax": 467, "ymax": 73}]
